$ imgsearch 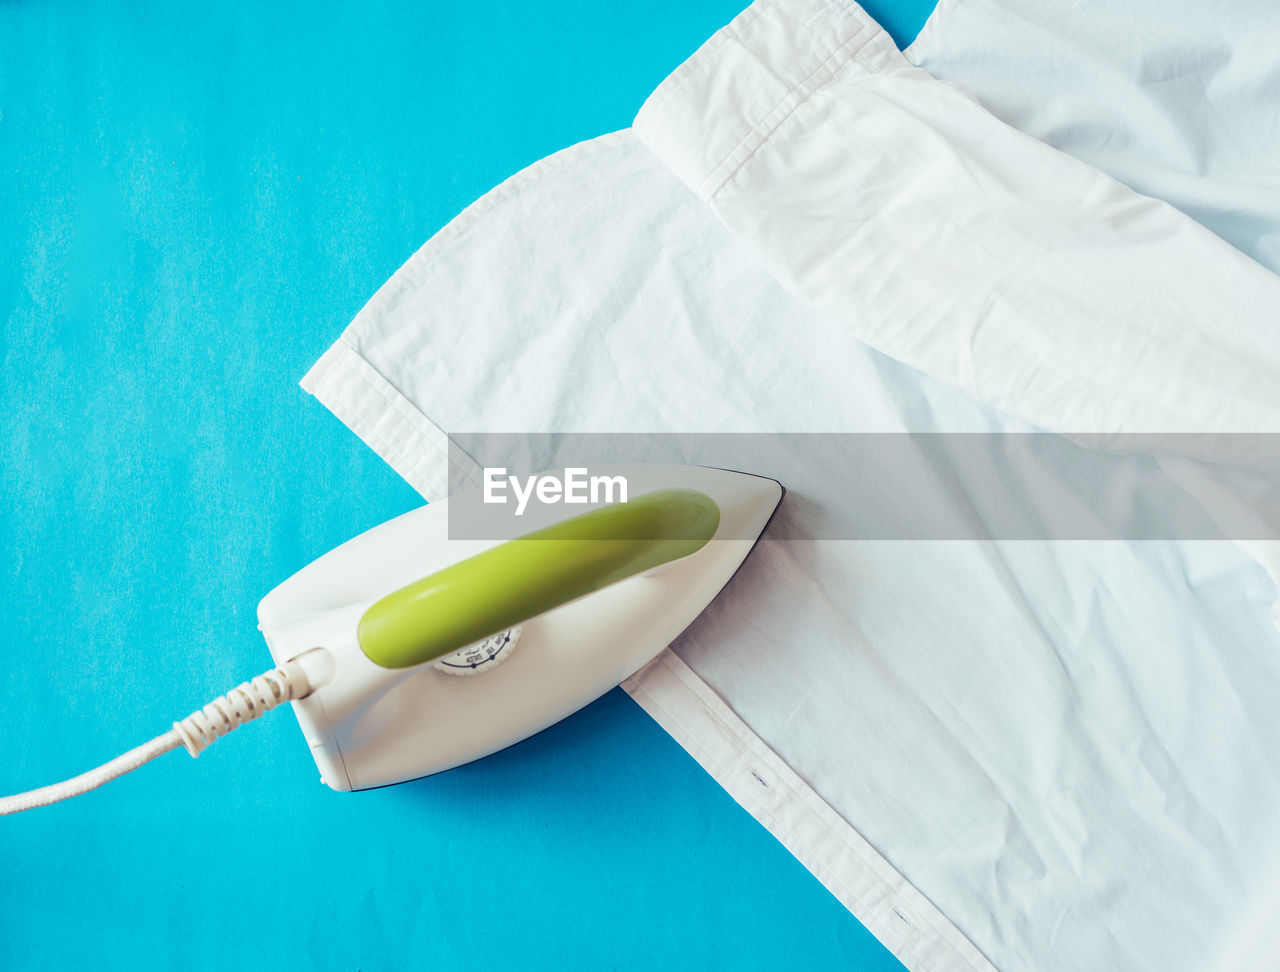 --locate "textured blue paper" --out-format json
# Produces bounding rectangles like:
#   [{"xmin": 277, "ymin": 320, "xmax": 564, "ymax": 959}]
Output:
[{"xmin": 0, "ymin": 1, "xmax": 934, "ymax": 967}]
